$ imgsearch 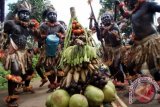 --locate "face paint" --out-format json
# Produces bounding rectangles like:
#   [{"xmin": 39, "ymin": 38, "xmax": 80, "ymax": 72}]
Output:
[
  {"xmin": 47, "ymin": 12, "xmax": 57, "ymax": 23},
  {"xmin": 18, "ymin": 10, "xmax": 30, "ymax": 22},
  {"xmin": 101, "ymin": 13, "xmax": 113, "ymax": 26}
]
